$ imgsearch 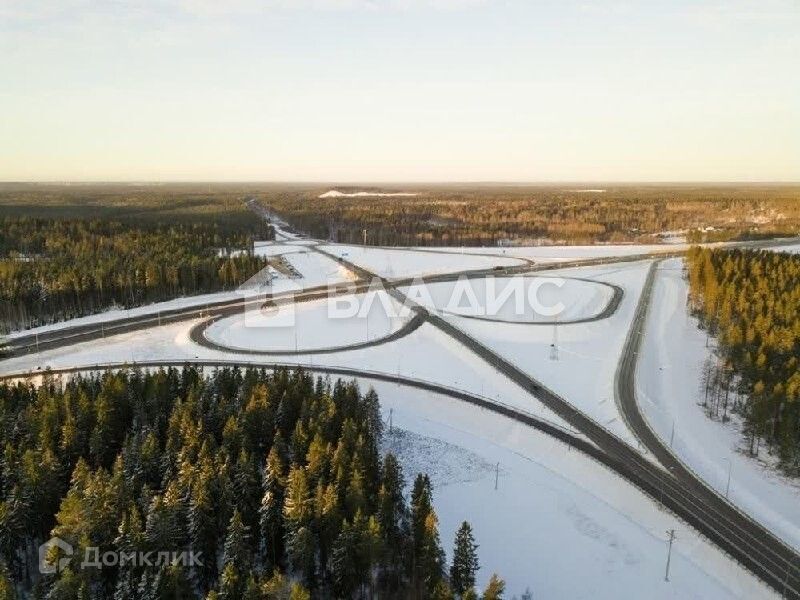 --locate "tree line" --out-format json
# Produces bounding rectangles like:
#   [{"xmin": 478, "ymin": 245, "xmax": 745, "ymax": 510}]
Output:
[
  {"xmin": 0, "ymin": 187, "xmax": 275, "ymax": 333},
  {"xmin": 686, "ymin": 248, "xmax": 800, "ymax": 474},
  {"xmin": 259, "ymin": 184, "xmax": 800, "ymax": 246},
  {"xmin": 0, "ymin": 366, "xmax": 509, "ymax": 599},
  {"xmin": 0, "ymin": 218, "xmax": 271, "ymax": 333}
]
